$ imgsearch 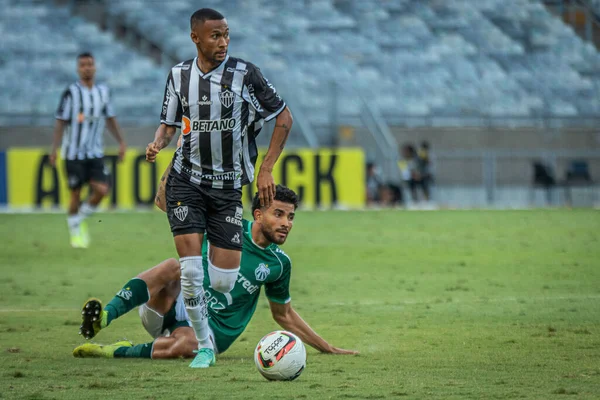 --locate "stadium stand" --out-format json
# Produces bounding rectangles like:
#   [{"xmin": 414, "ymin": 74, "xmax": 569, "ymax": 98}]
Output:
[
  {"xmin": 0, "ymin": 0, "xmax": 165, "ymax": 126},
  {"xmin": 2, "ymin": 0, "xmax": 600, "ymax": 128}
]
